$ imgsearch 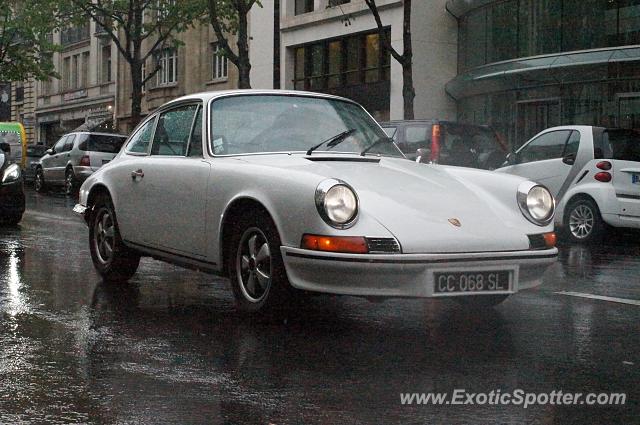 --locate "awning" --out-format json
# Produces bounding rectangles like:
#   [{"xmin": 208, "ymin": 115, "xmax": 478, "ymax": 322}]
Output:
[{"xmin": 72, "ymin": 117, "xmax": 111, "ymax": 132}]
